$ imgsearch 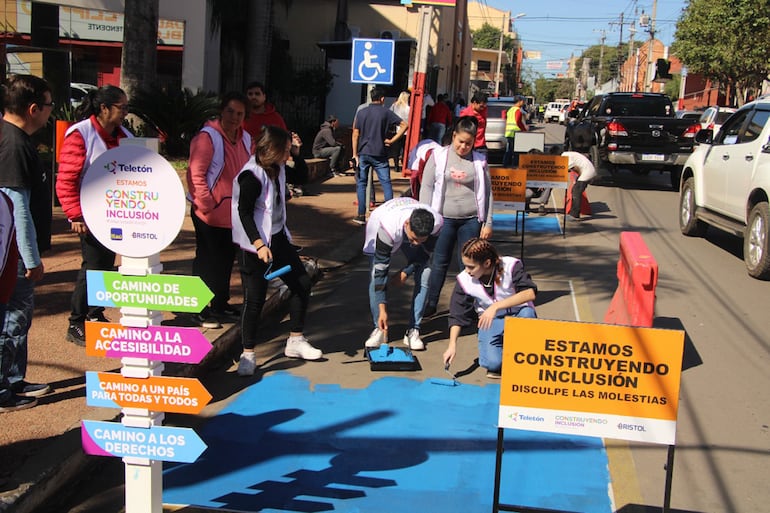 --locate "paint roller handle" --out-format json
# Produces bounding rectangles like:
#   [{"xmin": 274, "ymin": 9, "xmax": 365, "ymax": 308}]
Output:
[{"xmin": 264, "ymin": 264, "xmax": 292, "ymax": 280}]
